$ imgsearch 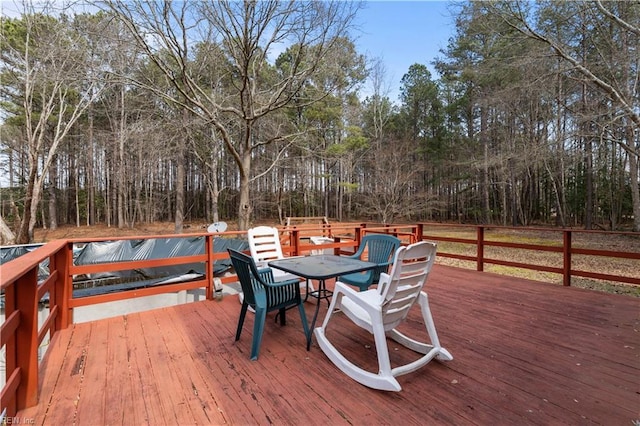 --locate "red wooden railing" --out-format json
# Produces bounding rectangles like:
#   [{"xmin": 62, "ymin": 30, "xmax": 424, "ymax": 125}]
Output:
[
  {"xmin": 416, "ymin": 223, "xmax": 640, "ymax": 286},
  {"xmin": 1, "ymin": 222, "xmax": 638, "ymax": 417}
]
